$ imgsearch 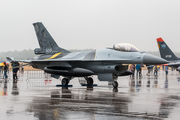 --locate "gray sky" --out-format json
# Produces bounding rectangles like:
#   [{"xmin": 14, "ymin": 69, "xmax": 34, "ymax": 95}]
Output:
[{"xmin": 1, "ymin": 0, "xmax": 180, "ymax": 52}]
